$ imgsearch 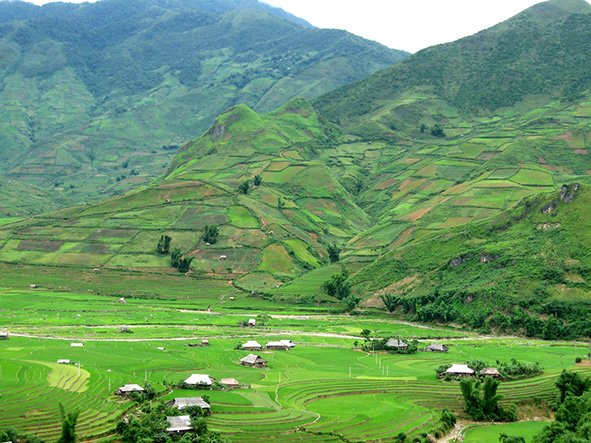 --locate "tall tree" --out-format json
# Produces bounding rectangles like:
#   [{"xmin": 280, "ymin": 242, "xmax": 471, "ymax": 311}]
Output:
[{"xmin": 57, "ymin": 404, "xmax": 79, "ymax": 443}]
